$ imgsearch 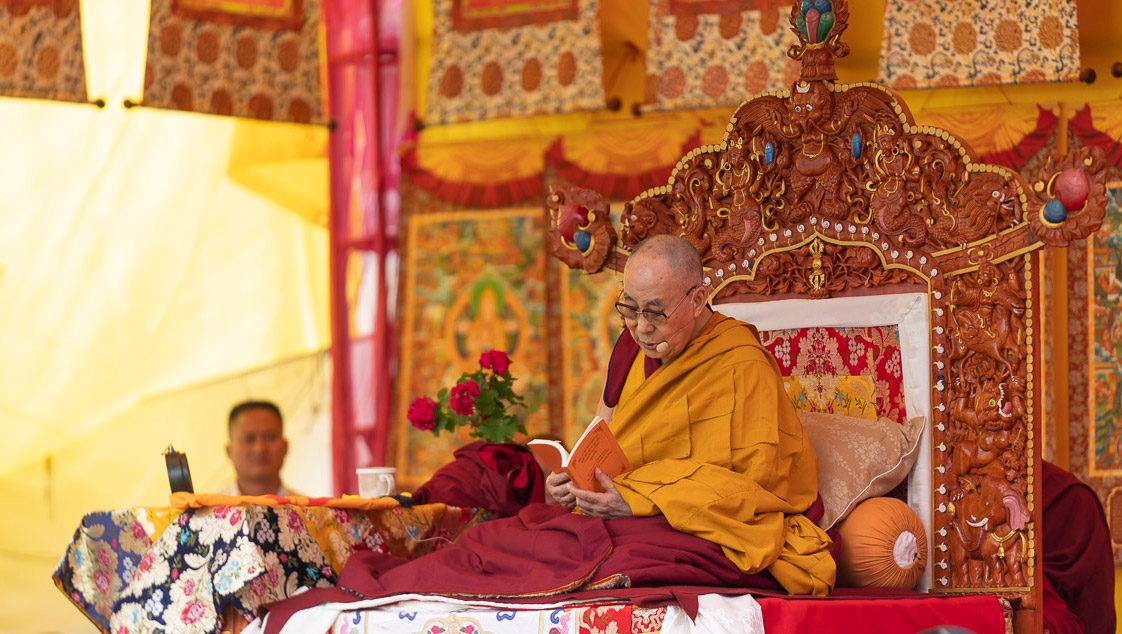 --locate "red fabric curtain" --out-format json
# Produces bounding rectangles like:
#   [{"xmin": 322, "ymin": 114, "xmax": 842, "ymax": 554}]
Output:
[{"xmin": 324, "ymin": 0, "xmax": 401, "ymax": 494}]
